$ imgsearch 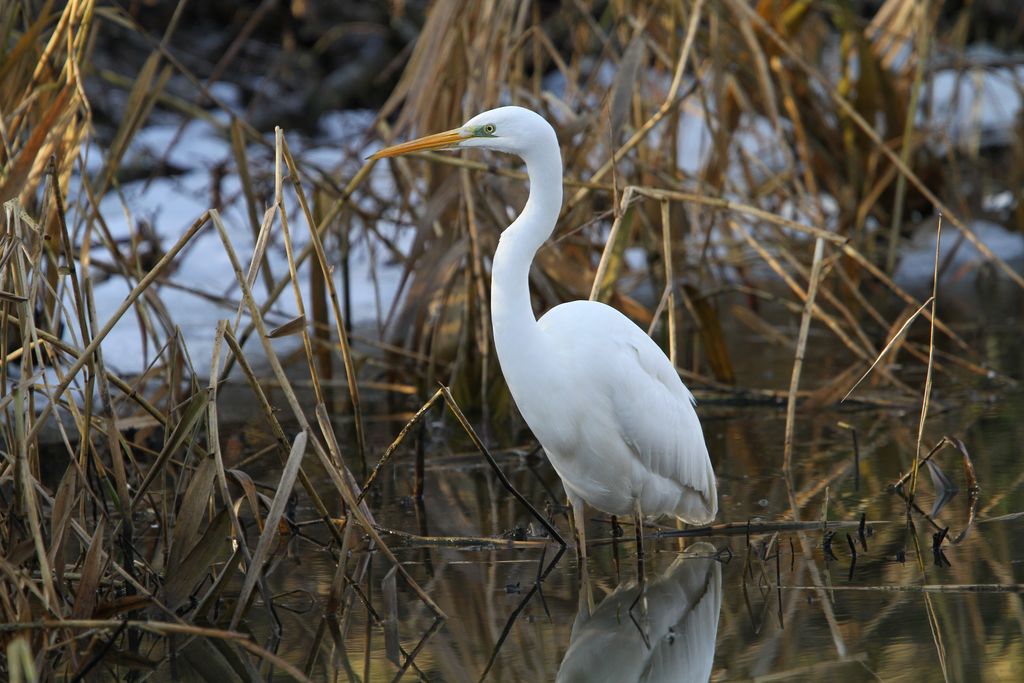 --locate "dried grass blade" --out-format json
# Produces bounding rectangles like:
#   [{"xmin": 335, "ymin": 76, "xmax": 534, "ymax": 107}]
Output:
[
  {"xmin": 5, "ymin": 637, "xmax": 38, "ymax": 683},
  {"xmin": 909, "ymin": 216, "xmax": 942, "ymax": 502},
  {"xmin": 281, "ymin": 136, "xmax": 368, "ymax": 471},
  {"xmin": 0, "ymin": 289, "xmax": 29, "ymax": 303},
  {"xmin": 47, "ymin": 465, "xmax": 79, "ymax": 583},
  {"xmin": 99, "ymin": 53, "xmax": 171, "ymax": 192},
  {"xmin": 660, "ymin": 200, "xmax": 678, "ymax": 367},
  {"xmin": 589, "ymin": 187, "xmax": 635, "ymax": 301},
  {"xmin": 841, "ymin": 296, "xmax": 933, "ymax": 402},
  {"xmin": 0, "ymin": 0, "xmax": 51, "ymax": 84},
  {"xmin": 230, "ymin": 117, "xmax": 263, "ymax": 245},
  {"xmin": 180, "ymin": 637, "xmax": 255, "ymax": 682},
  {"xmin": 131, "ymin": 388, "xmax": 210, "ymax": 509},
  {"xmin": 164, "ymin": 508, "xmax": 232, "ymax": 611},
  {"xmin": 191, "ymin": 546, "xmax": 244, "ymax": 621},
  {"xmin": 205, "ymin": 322, "xmax": 262, "ymax": 602},
  {"xmin": 237, "ymin": 206, "xmax": 277, "ymax": 325},
  {"xmin": 683, "ymin": 284, "xmax": 735, "ymax": 383},
  {"xmin": 0, "ymin": 85, "xmax": 73, "ymax": 203},
  {"xmin": 14, "ymin": 386, "xmax": 60, "ymax": 611},
  {"xmin": 70, "ymin": 522, "xmax": 105, "ymax": 619},
  {"xmin": 273, "ymin": 127, "xmax": 324, "ymax": 405},
  {"xmin": 610, "ymin": 35, "xmax": 645, "ymax": 136},
  {"xmin": 633, "ymin": 186, "xmax": 849, "ymax": 245},
  {"xmin": 884, "ymin": 0, "xmax": 932, "ymax": 274},
  {"xmin": 229, "ymin": 429, "xmax": 308, "ymax": 630},
  {"xmin": 357, "ymin": 387, "xmax": 444, "ymax": 503},
  {"xmin": 105, "ymin": 409, "xmax": 132, "ymax": 518},
  {"xmin": 268, "ymin": 315, "xmax": 307, "ymax": 339},
  {"xmin": 783, "ymin": 238, "xmax": 825, "ymax": 474},
  {"xmin": 168, "ymin": 456, "xmax": 217, "ymax": 570}
]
